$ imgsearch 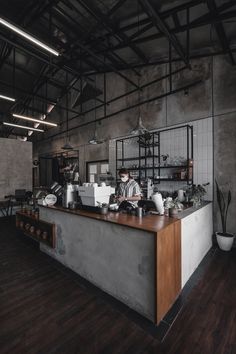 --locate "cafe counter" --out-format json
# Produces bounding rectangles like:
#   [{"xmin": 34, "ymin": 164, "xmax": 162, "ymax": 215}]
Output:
[{"xmin": 38, "ymin": 202, "xmax": 213, "ymax": 324}]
